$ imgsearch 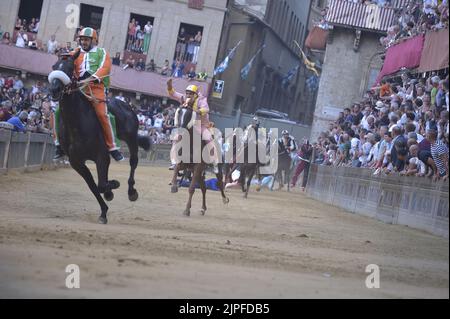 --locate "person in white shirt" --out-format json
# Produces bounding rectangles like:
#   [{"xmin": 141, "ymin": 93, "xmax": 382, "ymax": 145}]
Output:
[
  {"xmin": 423, "ymin": 0, "xmax": 438, "ymax": 15},
  {"xmin": 153, "ymin": 114, "xmax": 164, "ymax": 132},
  {"xmin": 143, "ymin": 22, "xmax": 152, "ymax": 53},
  {"xmin": 15, "ymin": 29, "xmax": 28, "ymax": 48},
  {"xmin": 47, "ymin": 35, "xmax": 58, "ymax": 54},
  {"xmin": 32, "ymin": 19, "xmax": 40, "ymax": 33}
]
